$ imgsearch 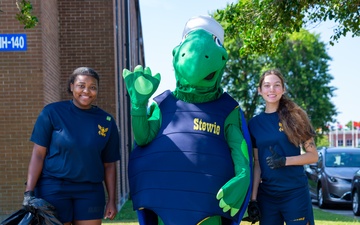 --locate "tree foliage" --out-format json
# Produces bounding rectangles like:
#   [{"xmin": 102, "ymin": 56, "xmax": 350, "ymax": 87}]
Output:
[
  {"xmin": 214, "ymin": 0, "xmax": 360, "ymax": 57},
  {"xmin": 0, "ymin": 0, "xmax": 39, "ymax": 29},
  {"xmin": 316, "ymin": 135, "xmax": 330, "ymax": 148},
  {"xmin": 271, "ymin": 30, "xmax": 337, "ymax": 132},
  {"xmin": 15, "ymin": 0, "xmax": 38, "ymax": 29},
  {"xmin": 219, "ymin": 28, "xmax": 337, "ymax": 134},
  {"xmin": 0, "ymin": 0, "xmax": 38, "ymax": 29}
]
